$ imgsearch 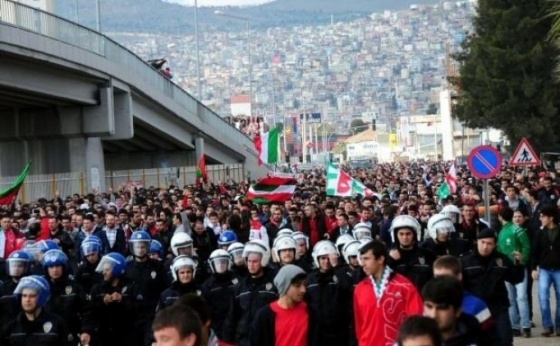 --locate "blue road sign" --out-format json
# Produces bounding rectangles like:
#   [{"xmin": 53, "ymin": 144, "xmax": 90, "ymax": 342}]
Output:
[{"xmin": 467, "ymin": 145, "xmax": 502, "ymax": 179}]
